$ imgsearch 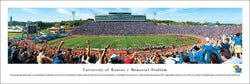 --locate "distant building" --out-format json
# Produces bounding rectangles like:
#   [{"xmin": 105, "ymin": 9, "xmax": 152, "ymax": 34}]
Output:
[
  {"xmin": 94, "ymin": 12, "xmax": 146, "ymax": 22},
  {"xmin": 47, "ymin": 26, "xmax": 67, "ymax": 33},
  {"xmin": 60, "ymin": 25, "xmax": 69, "ymax": 28},
  {"xmin": 10, "ymin": 16, "xmax": 13, "ymax": 26},
  {"xmin": 27, "ymin": 21, "xmax": 32, "ymax": 24},
  {"xmin": 207, "ymin": 23, "xmax": 216, "ymax": 25}
]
